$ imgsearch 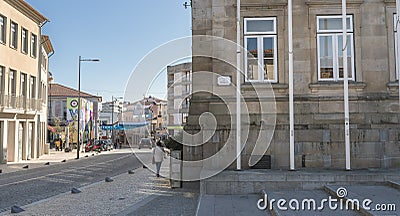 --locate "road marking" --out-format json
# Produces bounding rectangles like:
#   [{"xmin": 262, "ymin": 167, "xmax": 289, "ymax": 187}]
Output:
[{"xmin": 0, "ymin": 154, "xmax": 133, "ymax": 188}]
